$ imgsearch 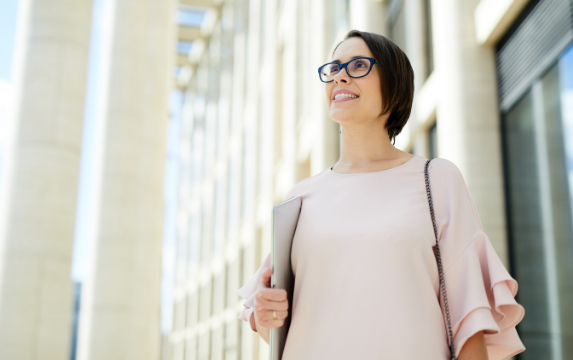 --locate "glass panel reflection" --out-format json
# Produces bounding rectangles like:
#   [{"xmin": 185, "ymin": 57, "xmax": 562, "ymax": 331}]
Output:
[
  {"xmin": 504, "ymin": 43, "xmax": 573, "ymax": 360},
  {"xmin": 505, "ymin": 89, "xmax": 551, "ymax": 359}
]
